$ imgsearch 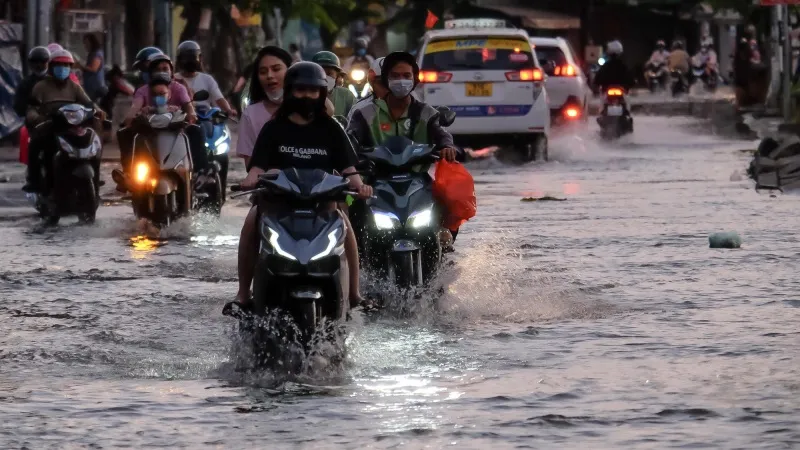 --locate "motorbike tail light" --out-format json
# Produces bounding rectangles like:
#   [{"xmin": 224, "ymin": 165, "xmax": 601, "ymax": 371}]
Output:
[
  {"xmin": 564, "ymin": 106, "xmax": 581, "ymax": 119},
  {"xmin": 607, "ymin": 88, "xmax": 624, "ymax": 96},
  {"xmin": 553, "ymin": 64, "xmax": 577, "ymax": 77},
  {"xmin": 505, "ymin": 68, "xmax": 543, "ymax": 82},
  {"xmin": 418, "ymin": 71, "xmax": 452, "ymax": 83}
]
